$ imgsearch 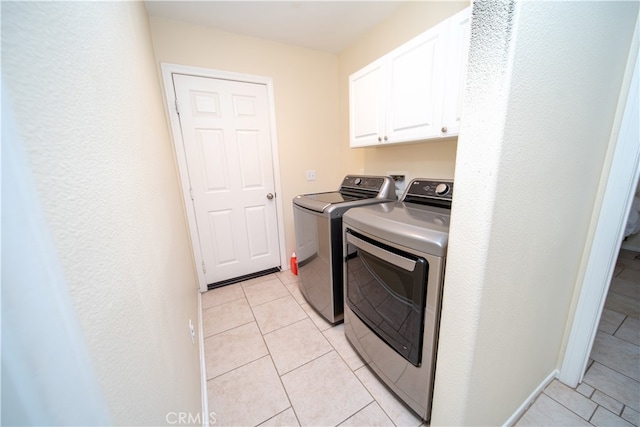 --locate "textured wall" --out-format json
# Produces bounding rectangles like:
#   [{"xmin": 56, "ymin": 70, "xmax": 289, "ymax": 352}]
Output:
[
  {"xmin": 2, "ymin": 2, "xmax": 202, "ymax": 424},
  {"xmin": 432, "ymin": 1, "xmax": 639, "ymax": 424}
]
